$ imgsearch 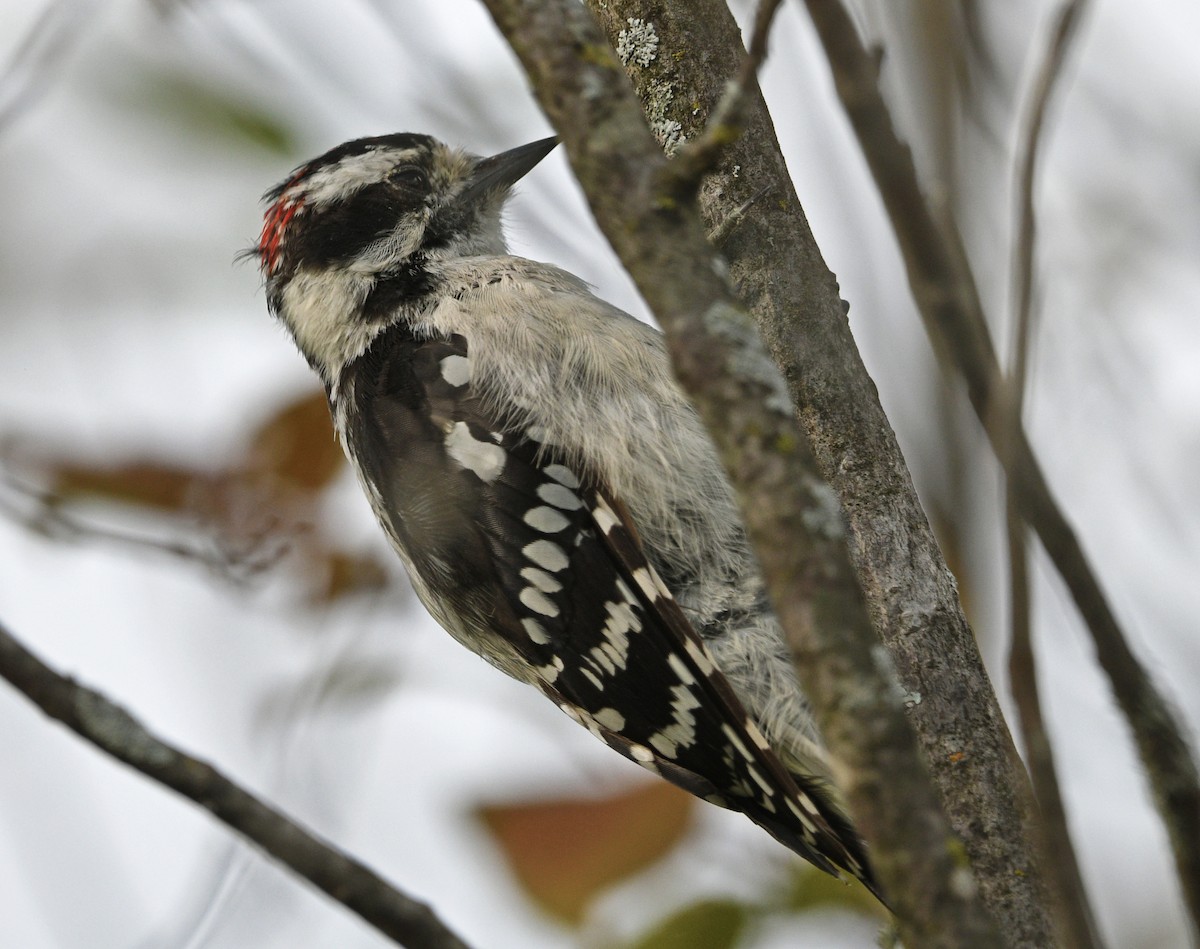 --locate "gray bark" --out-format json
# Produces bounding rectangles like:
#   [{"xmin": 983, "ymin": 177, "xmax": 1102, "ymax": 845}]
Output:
[{"xmin": 586, "ymin": 1, "xmax": 1053, "ymax": 944}]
